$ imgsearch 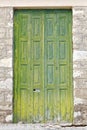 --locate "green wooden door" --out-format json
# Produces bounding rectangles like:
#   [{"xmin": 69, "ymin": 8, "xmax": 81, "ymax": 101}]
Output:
[{"xmin": 14, "ymin": 9, "xmax": 73, "ymax": 123}]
